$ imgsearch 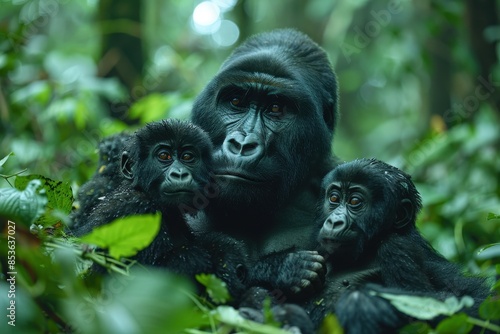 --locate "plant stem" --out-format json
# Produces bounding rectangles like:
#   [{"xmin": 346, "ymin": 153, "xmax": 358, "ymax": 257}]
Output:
[{"xmin": 467, "ymin": 317, "xmax": 500, "ymax": 333}]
